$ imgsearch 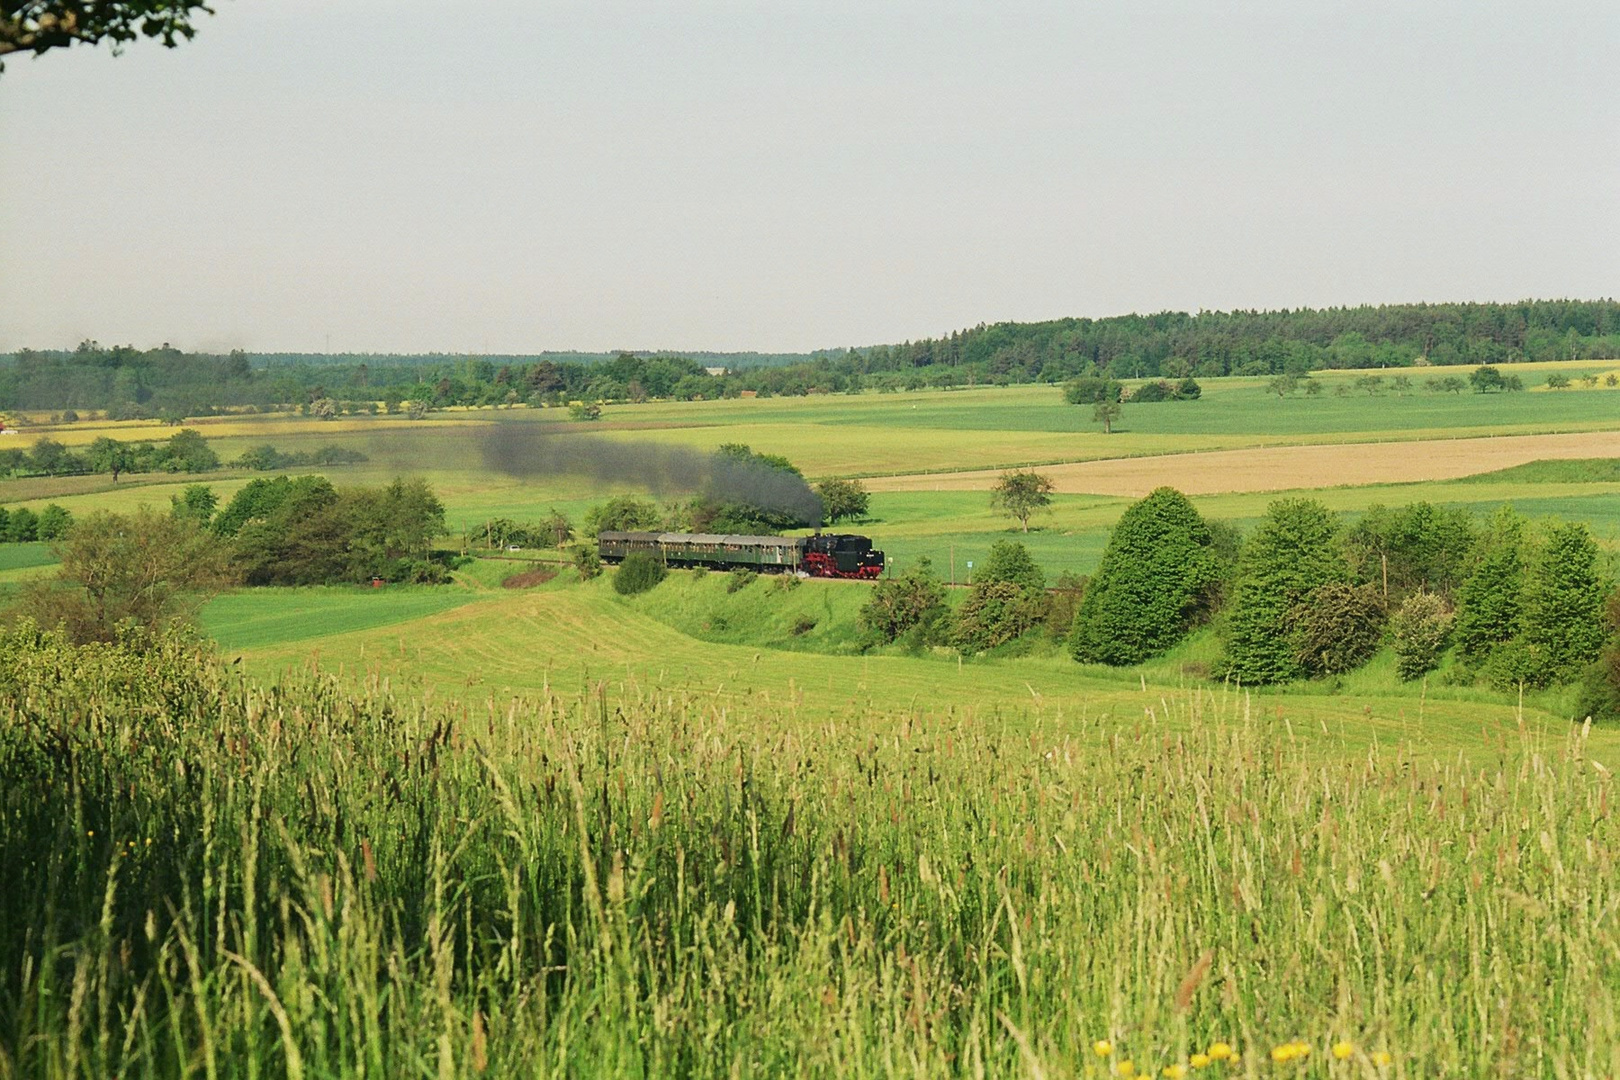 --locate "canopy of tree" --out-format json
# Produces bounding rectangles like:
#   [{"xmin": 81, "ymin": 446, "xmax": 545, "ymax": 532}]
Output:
[
  {"xmin": 1069, "ymin": 487, "xmax": 1221, "ymax": 665},
  {"xmin": 0, "ymin": 2, "xmax": 214, "ymax": 70}
]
